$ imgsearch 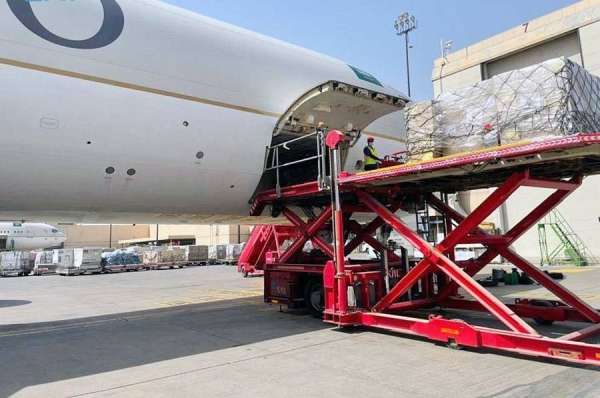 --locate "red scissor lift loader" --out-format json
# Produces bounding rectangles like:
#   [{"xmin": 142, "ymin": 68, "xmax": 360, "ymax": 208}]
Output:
[
  {"xmin": 237, "ymin": 225, "xmax": 300, "ymax": 277},
  {"xmin": 250, "ymin": 130, "xmax": 600, "ymax": 366}
]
